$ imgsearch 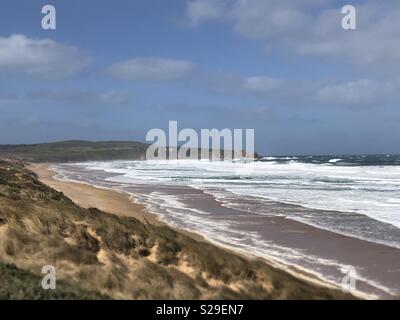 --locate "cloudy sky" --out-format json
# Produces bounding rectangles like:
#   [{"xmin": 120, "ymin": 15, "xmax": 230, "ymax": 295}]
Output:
[{"xmin": 0, "ymin": 0, "xmax": 399, "ymax": 155}]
